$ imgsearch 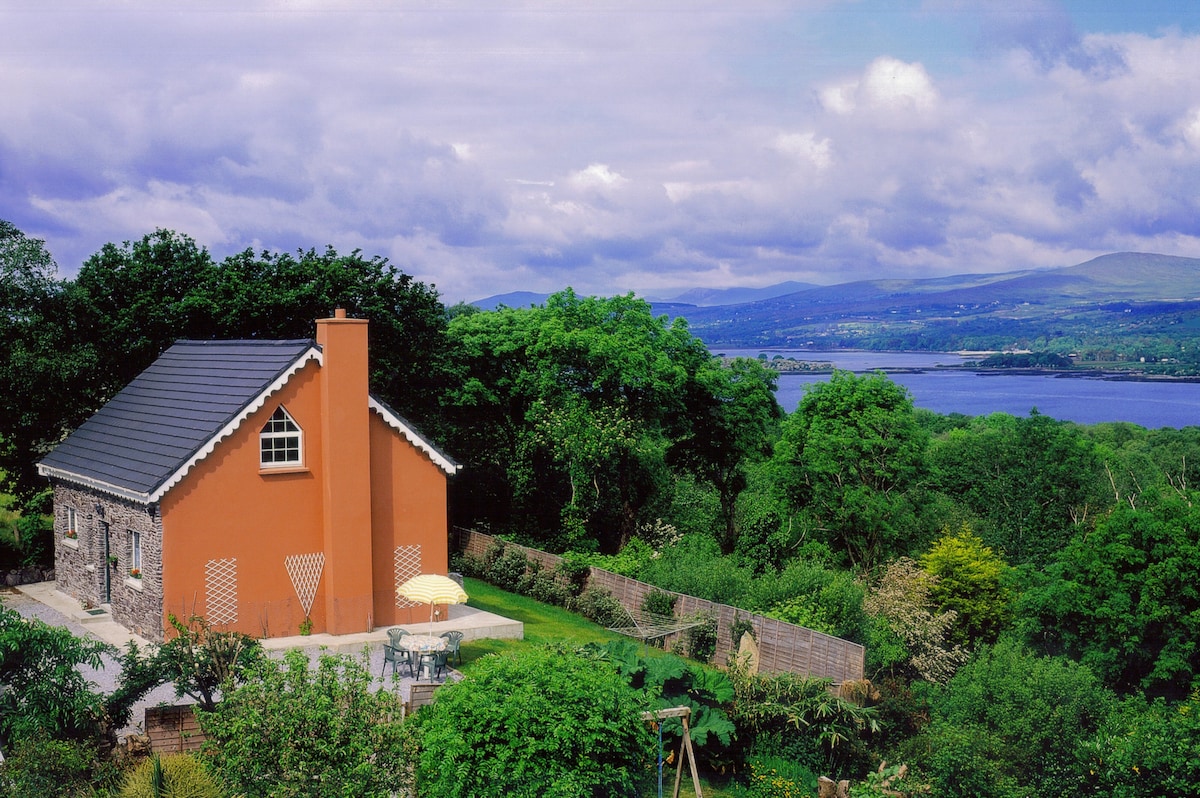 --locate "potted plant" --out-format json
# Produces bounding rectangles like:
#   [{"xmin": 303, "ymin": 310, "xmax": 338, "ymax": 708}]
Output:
[
  {"xmin": 129, "ymin": 568, "xmax": 141, "ymax": 579},
  {"xmin": 65, "ymin": 529, "xmax": 77, "ymax": 540},
  {"xmin": 107, "ymin": 555, "xmax": 119, "ymax": 568}
]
